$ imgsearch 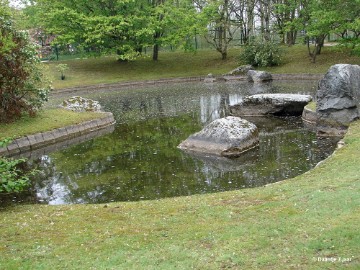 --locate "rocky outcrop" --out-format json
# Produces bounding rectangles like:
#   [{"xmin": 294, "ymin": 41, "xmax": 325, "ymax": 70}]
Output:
[
  {"xmin": 178, "ymin": 116, "xmax": 259, "ymax": 157},
  {"xmin": 316, "ymin": 64, "xmax": 360, "ymax": 135},
  {"xmin": 230, "ymin": 94, "xmax": 312, "ymax": 116},
  {"xmin": 247, "ymin": 70, "xmax": 272, "ymax": 83},
  {"xmin": 225, "ymin": 65, "xmax": 254, "ymax": 76},
  {"xmin": 60, "ymin": 96, "xmax": 102, "ymax": 112}
]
